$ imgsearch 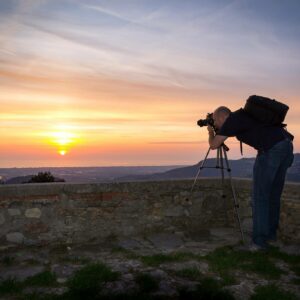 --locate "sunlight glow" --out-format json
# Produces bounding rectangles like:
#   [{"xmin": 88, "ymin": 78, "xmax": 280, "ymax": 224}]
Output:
[{"xmin": 59, "ymin": 150, "xmax": 66, "ymax": 156}]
